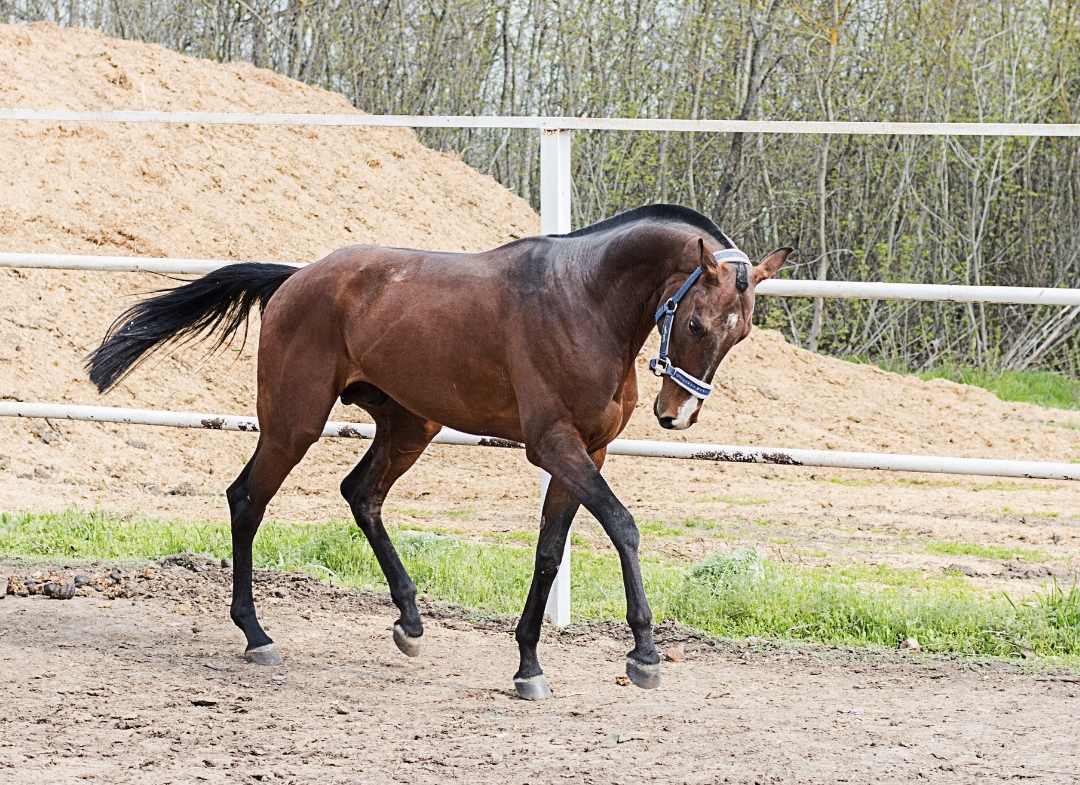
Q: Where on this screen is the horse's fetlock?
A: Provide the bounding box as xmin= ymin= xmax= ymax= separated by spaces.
xmin=515 ymin=625 xmax=540 ymax=648
xmin=391 ymin=582 xmax=418 ymax=613
xmin=626 ymin=608 xmax=653 ymax=630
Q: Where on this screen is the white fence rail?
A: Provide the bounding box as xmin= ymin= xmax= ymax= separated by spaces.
xmin=5 ymin=109 xmax=1080 ymax=626
xmin=4 ymin=109 xmax=1080 ymax=137
xmin=4 ymin=252 xmax=1080 ymax=306
xmin=5 ymin=403 xmax=1078 ymax=481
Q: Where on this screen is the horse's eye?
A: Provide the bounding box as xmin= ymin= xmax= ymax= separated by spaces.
xmin=688 ymin=317 xmax=704 ymax=337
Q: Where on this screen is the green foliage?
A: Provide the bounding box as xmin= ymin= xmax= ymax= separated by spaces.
xmin=7 ymin=509 xmax=1080 ymax=658
xmin=1035 ymin=579 xmax=1080 ymax=634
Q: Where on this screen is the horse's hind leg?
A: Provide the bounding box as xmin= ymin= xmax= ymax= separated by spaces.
xmin=340 ymin=401 xmax=440 ymax=657
xmin=228 ymin=404 xmax=332 ymax=665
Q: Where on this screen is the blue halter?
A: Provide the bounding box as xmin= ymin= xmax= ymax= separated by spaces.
xmin=648 ymin=248 xmax=752 ymax=399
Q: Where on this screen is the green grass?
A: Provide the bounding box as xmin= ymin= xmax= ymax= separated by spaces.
xmin=679 ymin=518 xmax=727 ymax=530
xmin=924 ymin=541 xmax=1048 ymax=563
xmin=5 ymin=509 xmax=1080 ymax=658
xmin=637 ymin=520 xmax=686 ymax=537
xmin=918 ymin=365 xmax=1080 ymax=411
xmin=843 ymin=358 xmax=1080 ymax=411
xmin=390 ymin=508 xmax=476 ymax=519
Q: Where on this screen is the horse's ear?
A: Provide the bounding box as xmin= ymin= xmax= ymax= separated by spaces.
xmin=698 ymin=238 xmax=720 ymax=281
xmin=752 ymin=247 xmax=793 ymax=285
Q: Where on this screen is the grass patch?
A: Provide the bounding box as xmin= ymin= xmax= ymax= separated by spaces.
xmin=844 ymin=357 xmax=1080 ymax=411
xmin=5 ymin=509 xmax=1080 ymax=658
xmin=390 ymin=508 xmax=476 ymax=519
xmin=925 ymin=541 xmax=1048 ymax=563
xmin=680 ymin=518 xmax=726 ymax=530
xmin=486 ymin=530 xmax=538 ymax=546
xmin=638 ymin=520 xmax=685 ymax=537
xmin=918 ymin=366 xmax=1080 ymax=411
xmin=898 ymin=478 xmax=957 ymax=488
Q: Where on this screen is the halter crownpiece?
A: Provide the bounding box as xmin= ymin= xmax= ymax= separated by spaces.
xmin=648 ymin=246 xmax=752 ymax=399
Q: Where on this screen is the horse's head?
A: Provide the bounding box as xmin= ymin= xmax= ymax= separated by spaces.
xmin=652 ymin=239 xmax=791 ymax=430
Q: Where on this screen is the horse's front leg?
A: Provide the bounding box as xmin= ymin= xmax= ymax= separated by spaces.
xmin=514 ymin=472 xmax=584 ymax=699
xmin=532 ymin=433 xmax=660 ymax=689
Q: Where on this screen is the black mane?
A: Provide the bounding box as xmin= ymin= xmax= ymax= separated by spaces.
xmin=559 ymin=204 xmax=735 ymax=249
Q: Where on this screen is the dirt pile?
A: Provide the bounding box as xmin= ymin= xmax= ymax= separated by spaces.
xmin=628 ymin=328 xmax=1080 ymax=460
xmin=0 ymin=22 xmax=537 ymax=258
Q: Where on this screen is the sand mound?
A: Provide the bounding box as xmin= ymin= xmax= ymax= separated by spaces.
xmin=0 ymin=23 xmax=1077 ymax=527
xmin=0 ymin=23 xmax=536 ymax=258
xmin=630 ymin=330 xmax=1080 ymax=458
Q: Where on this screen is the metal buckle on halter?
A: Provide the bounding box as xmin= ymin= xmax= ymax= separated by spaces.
xmin=649 ymin=357 xmax=668 ymax=377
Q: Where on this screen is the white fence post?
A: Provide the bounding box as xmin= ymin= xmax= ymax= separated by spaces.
xmin=540 ymin=128 xmax=573 ymax=627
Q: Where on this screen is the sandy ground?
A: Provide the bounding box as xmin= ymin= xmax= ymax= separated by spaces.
xmin=2 ymin=557 xmax=1080 ymax=785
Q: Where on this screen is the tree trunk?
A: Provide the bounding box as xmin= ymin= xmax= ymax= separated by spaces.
xmin=714 ymin=0 xmax=780 ymax=219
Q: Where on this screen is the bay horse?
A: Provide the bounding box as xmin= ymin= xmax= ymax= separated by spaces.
xmin=87 ymin=204 xmax=789 ymax=699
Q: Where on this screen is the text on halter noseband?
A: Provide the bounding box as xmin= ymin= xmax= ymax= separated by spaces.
xmin=648 ymin=248 xmax=751 ymax=399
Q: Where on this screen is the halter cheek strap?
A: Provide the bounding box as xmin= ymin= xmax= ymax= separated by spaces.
xmin=648 ymin=248 xmax=751 ymax=399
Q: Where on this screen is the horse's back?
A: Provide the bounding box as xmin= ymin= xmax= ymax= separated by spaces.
xmin=256 ymin=241 xmax=547 ymax=438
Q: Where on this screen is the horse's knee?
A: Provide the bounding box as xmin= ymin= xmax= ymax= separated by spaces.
xmin=604 ymin=508 xmax=639 ymax=553
xmin=341 ymin=485 xmax=379 ymax=529
xmin=226 ymin=476 xmax=249 ymax=512
xmin=339 ymin=474 xmax=358 ymax=504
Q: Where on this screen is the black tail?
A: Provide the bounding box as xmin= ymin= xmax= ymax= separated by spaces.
xmin=86 ymin=262 xmax=298 ymax=393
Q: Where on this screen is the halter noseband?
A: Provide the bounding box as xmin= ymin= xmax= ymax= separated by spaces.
xmin=648 ymin=248 xmax=751 ymax=399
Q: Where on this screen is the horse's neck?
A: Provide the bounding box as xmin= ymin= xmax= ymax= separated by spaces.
xmin=576 ymin=225 xmax=690 ymax=366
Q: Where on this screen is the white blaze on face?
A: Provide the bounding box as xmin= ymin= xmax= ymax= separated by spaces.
xmin=671 ymin=394 xmax=699 ymax=430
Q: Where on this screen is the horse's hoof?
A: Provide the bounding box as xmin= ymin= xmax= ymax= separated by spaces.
xmin=244 ymin=643 xmax=282 ymax=666
xmin=393 ymin=623 xmax=421 ymax=658
xmin=626 ymin=657 xmax=661 ymax=689
xmin=514 ymin=674 xmax=552 ymax=701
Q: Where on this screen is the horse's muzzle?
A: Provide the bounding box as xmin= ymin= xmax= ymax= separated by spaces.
xmin=653 ymin=392 xmax=700 ymax=431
